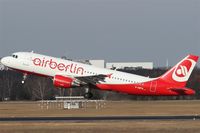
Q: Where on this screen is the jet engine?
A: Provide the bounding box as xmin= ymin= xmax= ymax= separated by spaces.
xmin=53 ymin=75 xmax=79 ymax=88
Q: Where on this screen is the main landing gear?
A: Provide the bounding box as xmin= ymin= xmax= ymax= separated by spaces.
xmin=84 ymin=92 xmax=93 ymax=99
xmin=84 ymin=87 xmax=93 ymax=99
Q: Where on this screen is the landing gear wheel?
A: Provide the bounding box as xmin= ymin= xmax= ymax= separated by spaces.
xmin=84 ymin=92 xmax=93 ymax=99
xmin=22 ymin=73 xmax=28 ymax=84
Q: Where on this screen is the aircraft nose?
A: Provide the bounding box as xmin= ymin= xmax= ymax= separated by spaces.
xmin=1 ymin=57 xmax=10 ymax=66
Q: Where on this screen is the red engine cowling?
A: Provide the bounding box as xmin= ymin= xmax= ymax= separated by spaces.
xmin=53 ymin=75 xmax=78 ymax=88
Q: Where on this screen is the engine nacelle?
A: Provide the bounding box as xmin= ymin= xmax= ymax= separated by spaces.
xmin=53 ymin=75 xmax=79 ymax=88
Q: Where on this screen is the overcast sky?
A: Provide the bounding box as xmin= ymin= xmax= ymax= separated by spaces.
xmin=0 ymin=0 xmax=199 ymax=67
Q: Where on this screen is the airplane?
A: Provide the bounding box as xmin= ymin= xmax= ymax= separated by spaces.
xmin=0 ymin=52 xmax=199 ymax=98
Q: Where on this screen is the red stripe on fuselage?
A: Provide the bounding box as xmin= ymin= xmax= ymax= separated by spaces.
xmin=96 ymin=79 xmax=195 ymax=96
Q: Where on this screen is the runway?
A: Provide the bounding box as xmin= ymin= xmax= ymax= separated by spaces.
xmin=0 ymin=115 xmax=199 ymax=122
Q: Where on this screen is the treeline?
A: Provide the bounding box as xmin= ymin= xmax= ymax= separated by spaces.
xmin=0 ymin=68 xmax=200 ymax=101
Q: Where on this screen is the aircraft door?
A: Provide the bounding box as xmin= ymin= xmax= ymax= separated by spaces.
xmin=22 ymin=56 xmax=33 ymax=67
xmin=150 ymin=80 xmax=157 ymax=92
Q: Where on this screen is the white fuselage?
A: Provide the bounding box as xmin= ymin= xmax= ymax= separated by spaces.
xmin=1 ymin=52 xmax=153 ymax=84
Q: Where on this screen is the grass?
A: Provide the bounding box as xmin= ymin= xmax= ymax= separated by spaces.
xmin=0 ymin=100 xmax=200 ymax=117
xmin=1 ymin=100 xmax=200 ymax=133
xmin=1 ymin=121 xmax=200 ymax=133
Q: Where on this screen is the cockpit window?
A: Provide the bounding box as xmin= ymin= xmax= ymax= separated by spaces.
xmin=12 ymin=54 xmax=18 ymax=58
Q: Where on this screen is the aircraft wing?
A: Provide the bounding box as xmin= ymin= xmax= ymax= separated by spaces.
xmin=75 ymin=74 xmax=108 ymax=85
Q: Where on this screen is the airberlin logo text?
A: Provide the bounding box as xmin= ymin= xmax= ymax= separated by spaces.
xmin=32 ymin=58 xmax=84 ymax=75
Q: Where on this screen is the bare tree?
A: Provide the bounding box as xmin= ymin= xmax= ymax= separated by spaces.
xmin=0 ymin=71 xmax=19 ymax=100
xmin=24 ymin=76 xmax=53 ymax=100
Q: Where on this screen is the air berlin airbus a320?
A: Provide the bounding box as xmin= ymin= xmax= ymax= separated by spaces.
xmin=1 ymin=52 xmax=199 ymax=98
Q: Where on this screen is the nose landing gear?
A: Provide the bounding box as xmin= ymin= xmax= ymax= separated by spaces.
xmin=22 ymin=73 xmax=28 ymax=84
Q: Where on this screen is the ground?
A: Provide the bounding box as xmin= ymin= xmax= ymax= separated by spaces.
xmin=0 ymin=100 xmax=200 ymax=133
xmin=1 ymin=121 xmax=200 ymax=133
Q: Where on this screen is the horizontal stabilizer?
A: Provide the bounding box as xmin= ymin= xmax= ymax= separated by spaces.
xmin=168 ymin=88 xmax=195 ymax=95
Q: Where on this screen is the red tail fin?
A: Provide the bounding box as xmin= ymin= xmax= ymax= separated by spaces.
xmin=160 ymin=54 xmax=199 ymax=87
